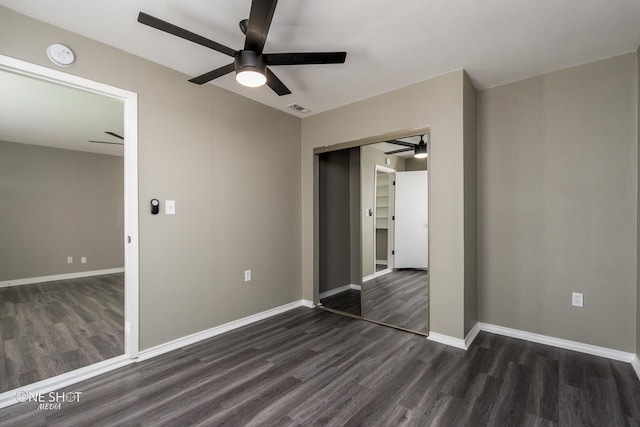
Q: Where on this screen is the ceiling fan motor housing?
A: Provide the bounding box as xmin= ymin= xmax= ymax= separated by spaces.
xmin=235 ymin=50 xmax=266 ymax=75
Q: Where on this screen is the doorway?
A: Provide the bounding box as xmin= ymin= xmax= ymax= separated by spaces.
xmin=0 ymin=54 xmax=139 ymax=408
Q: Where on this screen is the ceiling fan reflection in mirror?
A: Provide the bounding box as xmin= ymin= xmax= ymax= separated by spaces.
xmin=89 ymin=131 xmax=124 ymax=145
xmin=384 ymin=134 xmax=429 ymax=159
xmin=137 ymin=0 xmax=347 ymax=96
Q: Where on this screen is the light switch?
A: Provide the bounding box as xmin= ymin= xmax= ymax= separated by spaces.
xmin=165 ymin=200 xmax=176 ymax=215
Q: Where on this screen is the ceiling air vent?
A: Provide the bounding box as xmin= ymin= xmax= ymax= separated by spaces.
xmin=287 ymin=103 xmax=311 ymax=114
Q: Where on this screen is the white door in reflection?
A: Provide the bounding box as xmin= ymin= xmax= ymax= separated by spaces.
xmin=394 ymin=171 xmax=428 ymax=269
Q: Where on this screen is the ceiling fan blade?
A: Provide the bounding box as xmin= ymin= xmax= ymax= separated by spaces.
xmin=385 ymin=148 xmax=413 ymax=155
xmin=89 ymin=140 xmax=124 ymax=145
xmin=264 ymin=52 xmax=347 ymax=66
xmin=265 ymin=68 xmax=291 ymax=96
xmin=386 ymin=139 xmax=415 ymax=148
xmin=189 ymin=63 xmax=236 ymax=85
xmin=105 ymin=131 xmax=124 ymax=140
xmin=138 ymin=12 xmax=236 ymax=57
xmin=244 ymin=0 xmax=278 ymax=54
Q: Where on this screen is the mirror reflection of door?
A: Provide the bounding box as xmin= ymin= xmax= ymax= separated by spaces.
xmin=361 ymin=140 xmax=429 ymax=334
xmin=0 ymin=70 xmax=125 ymax=392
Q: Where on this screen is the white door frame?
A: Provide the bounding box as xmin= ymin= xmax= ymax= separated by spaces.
xmin=0 ymin=54 xmax=139 ymax=409
xmin=372 ymin=164 xmax=395 ymax=279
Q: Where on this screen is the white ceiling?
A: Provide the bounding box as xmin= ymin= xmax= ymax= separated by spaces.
xmin=0 ymin=70 xmax=124 ymax=155
xmin=0 ymin=0 xmax=639 ymax=118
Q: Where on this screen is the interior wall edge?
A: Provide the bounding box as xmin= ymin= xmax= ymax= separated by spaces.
xmin=636 ymin=45 xmax=640 ymax=359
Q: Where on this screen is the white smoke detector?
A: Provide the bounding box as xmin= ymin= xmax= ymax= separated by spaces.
xmin=46 ymin=44 xmax=75 ymax=67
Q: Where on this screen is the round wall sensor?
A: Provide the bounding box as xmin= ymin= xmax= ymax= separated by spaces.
xmin=385 ymin=158 xmax=391 ymax=165
xmin=46 ymin=44 xmax=75 ymax=67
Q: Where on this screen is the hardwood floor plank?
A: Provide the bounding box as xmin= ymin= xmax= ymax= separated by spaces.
xmin=558 ymin=383 xmax=591 ymax=426
xmin=526 ymin=356 xmax=559 ymax=423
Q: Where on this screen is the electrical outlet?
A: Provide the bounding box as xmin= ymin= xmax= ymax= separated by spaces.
xmin=67 ymin=256 xmax=73 ymax=264
xmin=572 ymin=292 xmax=584 ymax=307
xmin=244 ymin=270 xmax=252 ymax=282
xmin=81 ymin=257 xmax=87 ymax=264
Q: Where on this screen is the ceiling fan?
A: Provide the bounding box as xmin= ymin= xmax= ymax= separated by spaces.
xmin=137 ymin=0 xmax=347 ymax=96
xmin=384 ymin=135 xmax=428 ymax=159
xmin=89 ymin=131 xmax=124 ymax=145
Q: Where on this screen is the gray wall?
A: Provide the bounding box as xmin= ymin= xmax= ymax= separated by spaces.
xmin=0 ymin=141 xmax=123 ymax=281
xmin=318 ymin=148 xmax=360 ymax=292
xmin=303 ymin=70 xmax=477 ymax=340
xmin=478 ymin=52 xmax=638 ymax=352
xmin=405 ymin=157 xmax=428 ymax=171
xmin=0 ymin=7 xmax=302 ymax=350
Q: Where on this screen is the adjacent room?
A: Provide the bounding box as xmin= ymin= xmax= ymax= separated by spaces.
xmin=0 ymin=71 xmax=126 ymax=392
xmin=0 ymin=0 xmax=639 ymax=425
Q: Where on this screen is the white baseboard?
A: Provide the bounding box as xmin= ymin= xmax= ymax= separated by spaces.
xmin=465 ymin=323 xmax=481 ymax=349
xmin=0 ymin=268 xmax=125 ymax=288
xmin=375 ymin=260 xmax=388 ymax=266
xmin=319 ymin=284 xmax=360 ymax=299
xmin=478 ymin=322 xmax=635 ymax=363
xmin=363 ymin=269 xmax=392 ymax=283
xmin=427 ymin=323 xmax=480 ymax=351
xmin=137 ymin=300 xmax=309 ymax=362
xmin=427 ymin=332 xmax=467 ymax=350
xmin=0 ymin=354 xmax=132 ymax=410
xmin=301 ymin=299 xmax=315 ymax=308
xmin=631 ymin=355 xmax=640 ymax=382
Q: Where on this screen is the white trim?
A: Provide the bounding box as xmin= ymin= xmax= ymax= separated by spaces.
xmin=0 ymin=268 xmax=125 ymax=288
xmin=363 ymin=273 xmax=376 ymax=282
xmin=427 ymin=332 xmax=467 ymax=350
xmin=478 ymin=323 xmax=635 ymax=363
xmin=427 ymin=324 xmax=480 ymax=351
xmin=137 ymin=300 xmax=309 ymax=362
xmin=122 ymin=79 xmax=139 ymax=360
xmin=363 ymin=268 xmax=393 ymax=283
xmin=301 ymin=299 xmax=315 ymax=308
xmin=465 ymin=322 xmax=481 ymax=349
xmin=632 ymin=355 xmax=640 ymax=382
xmin=375 ymin=260 xmax=388 ymax=266
xmin=376 ymin=164 xmax=397 ymax=174
xmin=0 ymin=355 xmax=132 ymax=409
xmin=319 ymin=284 xmax=360 ymax=299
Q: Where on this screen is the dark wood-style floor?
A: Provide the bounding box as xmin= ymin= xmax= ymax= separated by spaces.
xmin=1 ymin=307 xmax=639 ymax=426
xmin=320 ymin=289 xmax=361 ymax=316
xmin=363 ymin=269 xmax=428 ymax=333
xmin=0 ymin=273 xmax=124 ymax=392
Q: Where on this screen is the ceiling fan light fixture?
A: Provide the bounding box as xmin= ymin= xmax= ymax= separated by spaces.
xmin=414 ymin=135 xmax=428 ymax=159
xmin=236 ymin=69 xmax=266 ymax=87
xmin=235 ymin=50 xmax=267 ymax=88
